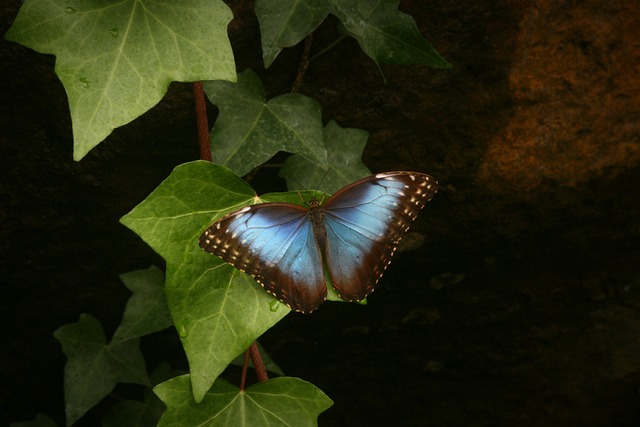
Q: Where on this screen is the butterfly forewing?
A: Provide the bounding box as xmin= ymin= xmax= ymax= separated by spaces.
xmin=321 ymin=172 xmax=438 ymax=301
xmin=199 ymin=203 xmax=327 ymax=313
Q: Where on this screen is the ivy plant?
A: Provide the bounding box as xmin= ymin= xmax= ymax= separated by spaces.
xmin=6 ymin=0 xmax=449 ymax=425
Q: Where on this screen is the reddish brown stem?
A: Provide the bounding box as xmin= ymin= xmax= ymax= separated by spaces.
xmin=192 ymin=83 xmax=268 ymax=388
xmin=239 ymin=342 xmax=269 ymax=390
xmin=240 ymin=348 xmax=251 ymax=391
xmin=192 ymin=81 xmax=212 ymax=161
xmin=249 ymin=341 xmax=269 ymax=382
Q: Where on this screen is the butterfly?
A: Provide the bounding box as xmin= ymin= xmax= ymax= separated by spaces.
xmin=199 ymin=171 xmax=438 ymax=314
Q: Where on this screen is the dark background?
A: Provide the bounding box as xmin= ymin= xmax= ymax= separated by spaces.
xmin=2 ymin=1 xmax=640 ymax=425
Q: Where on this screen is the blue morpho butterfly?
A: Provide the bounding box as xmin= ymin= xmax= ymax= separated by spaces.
xmin=199 ymin=171 xmax=438 ymax=314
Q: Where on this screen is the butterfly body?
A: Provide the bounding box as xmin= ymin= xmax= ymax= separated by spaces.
xmin=200 ymin=172 xmax=438 ymax=313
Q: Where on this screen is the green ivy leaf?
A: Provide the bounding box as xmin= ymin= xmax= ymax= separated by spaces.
xmin=121 ymin=162 xmax=255 ymax=263
xmin=280 ymin=120 xmax=371 ymax=193
xmin=167 ymin=258 xmax=290 ymax=402
xmin=112 ymin=265 xmax=173 ymax=343
xmin=155 ymin=375 xmax=333 ymax=426
xmin=120 ymin=161 xmax=291 ymax=402
xmin=331 ymin=0 xmax=451 ymax=67
xmin=254 ymin=0 xmax=449 ymax=69
xmin=256 ymin=0 xmax=329 ymax=68
xmin=54 ymin=314 xmax=150 ymax=426
xmin=204 ymin=69 xmax=327 ymax=176
xmin=5 ymin=0 xmax=235 ymax=160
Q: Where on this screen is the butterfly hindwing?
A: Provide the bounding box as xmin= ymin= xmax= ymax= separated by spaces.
xmin=199 ymin=203 xmax=327 ymax=313
xmin=321 ymin=172 xmax=438 ymax=301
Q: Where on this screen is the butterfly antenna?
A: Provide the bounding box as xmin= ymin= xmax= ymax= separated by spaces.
xmin=287 ymin=176 xmax=309 ymax=206
xmin=288 ymin=169 xmax=331 ymax=205
xmin=316 ymin=169 xmax=333 ymax=203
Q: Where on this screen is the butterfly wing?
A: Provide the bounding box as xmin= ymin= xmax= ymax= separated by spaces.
xmin=199 ymin=203 xmax=327 ymax=313
xmin=321 ymin=172 xmax=438 ymax=301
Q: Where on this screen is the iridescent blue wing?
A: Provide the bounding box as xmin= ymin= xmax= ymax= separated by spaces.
xmin=199 ymin=203 xmax=326 ymax=313
xmin=321 ymin=172 xmax=438 ymax=302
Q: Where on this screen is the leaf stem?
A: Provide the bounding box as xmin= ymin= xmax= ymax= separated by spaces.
xmin=291 ymin=34 xmax=314 ymax=94
xmin=239 ymin=341 xmax=268 ymax=390
xmin=192 ymin=81 xmax=212 ymax=161
xmin=249 ymin=341 xmax=269 ymax=382
xmin=310 ymin=35 xmax=347 ymax=63
xmin=240 ymin=349 xmax=250 ymax=391
xmin=192 ymin=81 xmax=268 ymax=389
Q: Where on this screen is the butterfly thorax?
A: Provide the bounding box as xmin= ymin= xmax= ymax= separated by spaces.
xmin=307 ymin=199 xmax=328 ymax=257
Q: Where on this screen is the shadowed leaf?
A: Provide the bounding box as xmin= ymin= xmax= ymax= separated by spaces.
xmin=204 ymin=69 xmax=327 ymax=176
